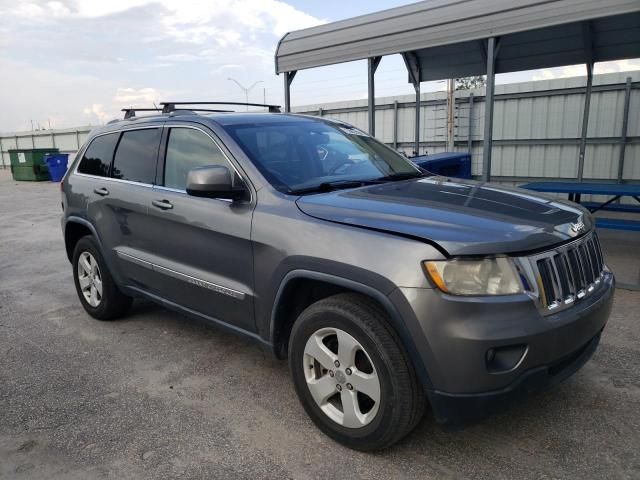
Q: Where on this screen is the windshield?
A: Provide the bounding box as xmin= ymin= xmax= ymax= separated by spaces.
xmin=222 ymin=119 xmax=421 ymax=193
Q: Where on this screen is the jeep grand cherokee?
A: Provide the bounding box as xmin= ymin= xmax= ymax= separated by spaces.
xmin=61 ymin=107 xmax=614 ymax=450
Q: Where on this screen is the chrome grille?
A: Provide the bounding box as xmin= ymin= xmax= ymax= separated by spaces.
xmin=528 ymin=233 xmax=605 ymax=312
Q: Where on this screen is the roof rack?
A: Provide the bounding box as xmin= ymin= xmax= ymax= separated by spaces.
xmin=175 ymin=108 xmax=234 ymax=113
xmin=121 ymin=108 xmax=162 ymax=119
xmin=161 ymin=101 xmax=281 ymax=114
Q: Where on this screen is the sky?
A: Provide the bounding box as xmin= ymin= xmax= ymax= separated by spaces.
xmin=0 ymin=0 xmax=638 ymax=132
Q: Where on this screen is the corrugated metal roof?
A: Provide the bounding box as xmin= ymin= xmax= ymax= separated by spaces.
xmin=275 ymin=0 xmax=640 ymax=76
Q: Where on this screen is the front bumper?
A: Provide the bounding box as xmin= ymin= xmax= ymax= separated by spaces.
xmin=390 ymin=270 xmax=614 ymax=426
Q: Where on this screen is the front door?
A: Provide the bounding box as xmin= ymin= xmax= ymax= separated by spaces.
xmin=146 ymin=125 xmax=256 ymax=333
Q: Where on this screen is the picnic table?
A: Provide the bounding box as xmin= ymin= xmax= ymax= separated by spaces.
xmin=520 ymin=181 xmax=640 ymax=231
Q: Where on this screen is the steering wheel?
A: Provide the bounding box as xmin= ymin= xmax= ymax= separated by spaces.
xmin=328 ymin=159 xmax=355 ymax=175
xmin=266 ymin=166 xmax=300 ymax=185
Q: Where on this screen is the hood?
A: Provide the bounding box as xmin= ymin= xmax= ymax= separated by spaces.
xmin=295 ymin=177 xmax=592 ymax=256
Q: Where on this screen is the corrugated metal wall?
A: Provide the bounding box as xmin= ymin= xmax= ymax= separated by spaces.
xmin=1 ymin=72 xmax=638 ymax=196
xmin=0 ymin=127 xmax=92 ymax=168
xmin=294 ymin=71 xmax=640 ymax=183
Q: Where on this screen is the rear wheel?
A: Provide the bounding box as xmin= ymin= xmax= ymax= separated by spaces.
xmin=289 ymin=293 xmax=425 ymax=450
xmin=72 ymin=236 xmax=132 ymax=320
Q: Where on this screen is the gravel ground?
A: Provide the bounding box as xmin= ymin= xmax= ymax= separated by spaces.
xmin=1 ymin=170 xmax=639 ymax=479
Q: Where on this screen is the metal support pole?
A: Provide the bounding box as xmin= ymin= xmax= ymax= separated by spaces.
xmin=468 ymin=94 xmax=474 ymax=154
xmin=0 ymin=137 xmax=4 ymax=168
xmin=51 ymin=131 xmax=56 ymax=149
xmin=31 ymin=134 xmax=35 ymax=149
xmin=318 ymin=107 xmax=323 ymax=117
xmin=482 ymin=37 xmax=497 ymax=182
xmin=414 ymin=84 xmax=421 ymax=156
xmin=577 ymin=62 xmax=593 ymax=181
xmin=368 ymin=57 xmax=382 ymax=135
xmin=393 ymin=100 xmax=399 ymax=150
xmin=446 ymin=78 xmax=455 ymax=150
xmin=617 ymin=76 xmax=632 ymax=183
xmin=402 ymin=52 xmax=422 ymax=157
xmin=283 ymin=70 xmax=297 ymax=113
xmin=75 ymin=130 xmax=80 ymax=149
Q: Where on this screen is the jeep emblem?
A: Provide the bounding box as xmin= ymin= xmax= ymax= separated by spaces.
xmin=570 ymin=221 xmax=585 ymax=234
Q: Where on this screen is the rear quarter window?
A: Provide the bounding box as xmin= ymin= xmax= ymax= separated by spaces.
xmin=112 ymin=128 xmax=162 ymax=184
xmin=77 ymin=133 xmax=119 ymax=177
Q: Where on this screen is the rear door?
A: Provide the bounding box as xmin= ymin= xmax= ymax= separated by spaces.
xmin=84 ymin=127 xmax=163 ymax=290
xmin=146 ymin=124 xmax=256 ymax=332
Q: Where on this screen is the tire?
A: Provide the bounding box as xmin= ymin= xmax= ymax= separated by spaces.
xmin=72 ymin=235 xmax=132 ymax=320
xmin=289 ymin=293 xmax=425 ymax=451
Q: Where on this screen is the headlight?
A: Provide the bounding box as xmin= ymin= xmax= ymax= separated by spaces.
xmin=424 ymin=257 xmax=523 ymax=296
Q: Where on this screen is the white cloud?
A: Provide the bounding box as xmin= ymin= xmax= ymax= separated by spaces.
xmin=82 ymin=103 xmax=110 ymax=124
xmin=112 ymin=87 xmax=162 ymax=105
xmin=533 ymin=59 xmax=640 ymax=81
xmin=0 ymin=0 xmax=325 ymax=131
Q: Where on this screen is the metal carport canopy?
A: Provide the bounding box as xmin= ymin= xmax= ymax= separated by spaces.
xmin=274 ymin=0 xmax=640 ymax=75
xmin=275 ymin=0 xmax=640 ymax=181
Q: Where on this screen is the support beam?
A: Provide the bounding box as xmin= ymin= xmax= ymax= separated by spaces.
xmin=578 ymin=22 xmax=594 ymax=182
xmin=414 ymin=83 xmax=421 ymax=156
xmin=367 ymin=56 xmax=382 ymax=135
xmin=402 ymin=52 xmax=422 ymax=156
xmin=482 ymin=37 xmax=497 ymax=182
xmin=576 ymin=65 xmax=593 ymax=181
xmin=446 ymin=78 xmax=455 ymax=150
xmin=393 ymin=100 xmax=399 ymax=149
xmin=468 ymin=93 xmax=474 ymax=154
xmin=283 ymin=70 xmax=297 ymax=113
xmin=617 ymin=76 xmax=632 ymax=183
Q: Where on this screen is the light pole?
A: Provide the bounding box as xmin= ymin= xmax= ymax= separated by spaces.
xmin=227 ymin=78 xmax=264 ymax=110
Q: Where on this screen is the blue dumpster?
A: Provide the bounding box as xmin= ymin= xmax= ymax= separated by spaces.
xmin=44 ymin=154 xmax=69 ymax=182
xmin=412 ymin=152 xmax=472 ymax=179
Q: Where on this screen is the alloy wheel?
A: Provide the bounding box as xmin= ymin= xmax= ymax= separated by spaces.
xmin=77 ymin=251 xmax=103 ymax=307
xmin=303 ymin=327 xmax=381 ymax=428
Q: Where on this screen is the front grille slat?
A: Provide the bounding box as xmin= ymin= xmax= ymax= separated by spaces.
xmin=530 ymin=232 xmax=605 ymax=313
xmin=554 ymin=254 xmax=571 ymax=297
xmin=586 ymin=239 xmax=600 ymax=283
xmin=579 ymin=244 xmax=595 ymax=285
xmin=567 ymin=249 xmax=586 ymax=292
xmin=537 ymin=258 xmax=556 ymax=307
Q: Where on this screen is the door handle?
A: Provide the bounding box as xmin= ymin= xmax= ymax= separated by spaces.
xmin=94 ymin=187 xmax=109 ymax=196
xmin=152 ymin=199 xmax=173 ymax=210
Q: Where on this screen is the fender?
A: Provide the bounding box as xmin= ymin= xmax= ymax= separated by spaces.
xmin=63 ymin=216 xmax=125 ymax=286
xmin=64 ymin=216 xmax=105 ymax=254
xmin=269 ymin=269 xmax=433 ymax=388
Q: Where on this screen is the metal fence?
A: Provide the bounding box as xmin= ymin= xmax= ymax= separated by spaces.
xmin=0 ymin=127 xmax=92 ymax=168
xmin=1 ymin=72 xmax=638 ymax=187
xmin=293 ymin=71 xmax=640 ymax=184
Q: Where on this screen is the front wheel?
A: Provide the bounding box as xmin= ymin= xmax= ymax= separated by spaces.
xmin=289 ymin=293 xmax=425 ymax=450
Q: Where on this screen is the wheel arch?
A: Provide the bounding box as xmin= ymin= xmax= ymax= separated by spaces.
xmin=64 ymin=217 xmax=103 ymax=261
xmin=269 ymin=270 xmax=432 ymax=388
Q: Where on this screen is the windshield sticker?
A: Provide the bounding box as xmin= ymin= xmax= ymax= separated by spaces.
xmin=339 ymin=126 xmax=369 ymax=137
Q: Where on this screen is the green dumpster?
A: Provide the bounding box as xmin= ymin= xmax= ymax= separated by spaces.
xmin=9 ymin=148 xmax=59 ymax=181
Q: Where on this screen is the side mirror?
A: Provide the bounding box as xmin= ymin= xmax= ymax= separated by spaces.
xmin=186 ymin=165 xmax=245 ymax=201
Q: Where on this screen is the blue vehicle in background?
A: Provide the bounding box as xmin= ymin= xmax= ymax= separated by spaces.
xmin=412 ymin=152 xmax=472 ymax=179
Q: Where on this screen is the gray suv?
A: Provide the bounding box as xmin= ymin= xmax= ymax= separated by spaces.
xmin=61 ymin=105 xmax=614 ymax=450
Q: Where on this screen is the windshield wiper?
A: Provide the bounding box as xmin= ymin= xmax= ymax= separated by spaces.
xmin=289 ymin=179 xmax=380 ymax=195
xmin=376 ymin=171 xmax=426 ymax=182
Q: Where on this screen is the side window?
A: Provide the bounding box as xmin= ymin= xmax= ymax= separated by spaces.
xmin=163 ymin=128 xmax=231 ymax=190
xmin=112 ymin=128 xmax=161 ymax=184
xmin=77 ymin=133 xmax=119 ymax=177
